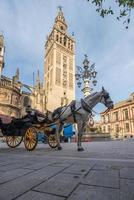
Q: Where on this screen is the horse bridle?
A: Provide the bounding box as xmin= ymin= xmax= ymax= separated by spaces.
xmin=99 ymin=92 xmax=110 ymax=104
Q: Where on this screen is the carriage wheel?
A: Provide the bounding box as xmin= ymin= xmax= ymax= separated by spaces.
xmin=48 ymin=134 xmax=58 ymax=148
xmin=6 ymin=136 xmax=23 ymax=148
xmin=24 ymin=127 xmax=38 ymax=151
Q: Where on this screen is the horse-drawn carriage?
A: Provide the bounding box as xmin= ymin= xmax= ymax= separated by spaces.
xmin=0 ymin=109 xmax=58 ymax=151
xmin=0 ymin=87 xmax=114 ymax=152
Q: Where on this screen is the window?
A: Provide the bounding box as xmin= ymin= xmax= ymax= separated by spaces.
xmin=125 ymin=123 xmax=129 ymax=132
xmin=50 ymin=52 xmax=53 ymax=66
xmin=23 ymin=96 xmax=30 ymax=107
xmin=60 ymin=37 xmax=62 ymax=44
xmin=56 ymin=35 xmax=59 ymax=42
xmin=69 ymin=73 xmax=73 ymax=89
xmin=50 ymin=69 xmax=53 ymax=86
xmin=103 ymin=126 xmax=106 ymax=133
xmin=102 ymin=116 xmax=105 ymax=123
xmin=68 ymin=42 xmax=70 ymax=49
xmin=60 ymin=26 xmax=64 ymax=30
xmin=108 ymin=125 xmax=111 ymax=133
xmin=56 ymin=52 xmax=61 ymax=64
xmin=107 ymin=114 xmax=110 ymax=122
xmin=71 ymin=44 xmax=73 ymax=51
xmin=115 ymin=124 xmax=119 ymax=133
xmin=69 ymin=58 xmax=73 ymax=70
xmin=64 ymin=36 xmax=67 ymax=46
xmin=47 ymin=81 xmax=49 ymax=91
xmin=114 ymin=112 xmax=118 ymax=121
xmin=124 ymin=109 xmax=129 ymax=120
xmin=63 ymin=55 xmax=67 ymax=64
xmin=56 ymin=68 xmax=61 ymax=85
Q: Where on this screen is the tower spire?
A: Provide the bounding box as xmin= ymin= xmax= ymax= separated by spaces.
xmin=35 ymin=69 xmax=40 ymax=88
xmin=15 ymin=67 xmax=19 ymax=80
xmin=58 ymin=5 xmax=62 ymax=11
xmin=0 ymin=34 xmax=5 ymax=78
xmin=54 ymin=6 xmax=67 ymax=30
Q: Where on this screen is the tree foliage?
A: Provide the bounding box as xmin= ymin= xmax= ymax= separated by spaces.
xmin=87 ymin=0 xmax=134 ymax=28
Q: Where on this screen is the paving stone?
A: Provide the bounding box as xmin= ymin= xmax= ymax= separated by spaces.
xmin=68 ymin=184 xmax=119 ymax=200
xmin=81 ymin=169 xmax=119 ymax=188
xmin=22 ymin=158 xmax=67 ymax=168
xmin=0 ymin=163 xmax=30 ymax=172
xmin=22 ymin=162 xmax=51 ymax=170
xmin=120 ymin=179 xmax=134 ymax=200
xmin=0 ymin=166 xmax=64 ymax=200
xmin=16 ymin=190 xmax=65 ymax=200
xmin=93 ymin=163 xmax=123 ymax=171
xmin=96 ymin=160 xmax=134 ymax=169
xmin=0 ymin=168 xmax=33 ymax=184
xmin=120 ymin=167 xmax=134 ymax=179
xmin=35 ymin=173 xmax=82 ymax=197
xmin=50 ymin=163 xmax=72 ymax=168
xmin=73 ymin=160 xmax=96 ymax=165
xmin=62 ymin=163 xmax=93 ymax=175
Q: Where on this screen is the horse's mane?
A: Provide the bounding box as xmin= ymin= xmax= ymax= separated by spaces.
xmin=84 ymin=92 xmax=98 ymax=100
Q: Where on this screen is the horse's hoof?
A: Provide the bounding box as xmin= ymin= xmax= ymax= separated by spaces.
xmin=58 ymin=146 xmax=62 ymax=150
xmin=77 ymin=147 xmax=84 ymax=151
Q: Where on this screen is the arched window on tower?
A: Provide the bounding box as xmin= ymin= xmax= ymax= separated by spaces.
xmin=71 ymin=44 xmax=73 ymax=51
xmin=64 ymin=36 xmax=67 ymax=46
xmin=68 ymin=41 xmax=70 ymax=49
xmin=56 ymin=34 xmax=59 ymax=42
xmin=60 ymin=37 xmax=62 ymax=44
xmin=60 ymin=26 xmax=64 ymax=31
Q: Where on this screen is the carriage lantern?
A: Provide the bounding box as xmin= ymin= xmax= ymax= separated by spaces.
xmin=75 ymin=55 xmax=97 ymax=96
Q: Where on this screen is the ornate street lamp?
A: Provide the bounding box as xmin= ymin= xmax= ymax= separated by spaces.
xmin=75 ymin=55 xmax=97 ymax=96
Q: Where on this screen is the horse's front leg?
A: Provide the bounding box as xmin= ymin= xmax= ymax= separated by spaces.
xmin=77 ymin=122 xmax=85 ymax=151
xmin=56 ymin=123 xmax=63 ymax=150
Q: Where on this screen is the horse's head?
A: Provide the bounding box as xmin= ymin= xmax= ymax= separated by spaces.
xmin=100 ymin=87 xmax=114 ymax=109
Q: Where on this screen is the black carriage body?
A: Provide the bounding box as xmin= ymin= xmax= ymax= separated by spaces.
xmin=1 ymin=119 xmax=32 ymax=137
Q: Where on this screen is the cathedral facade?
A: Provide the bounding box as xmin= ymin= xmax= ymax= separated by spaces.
xmin=0 ymin=8 xmax=75 ymax=117
xmin=0 ymin=35 xmax=45 ymax=117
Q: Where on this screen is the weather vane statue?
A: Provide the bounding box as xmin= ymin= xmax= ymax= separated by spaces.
xmin=58 ymin=5 xmax=62 ymax=11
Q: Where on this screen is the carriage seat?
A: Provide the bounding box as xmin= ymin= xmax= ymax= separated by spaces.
xmin=12 ymin=117 xmax=30 ymax=123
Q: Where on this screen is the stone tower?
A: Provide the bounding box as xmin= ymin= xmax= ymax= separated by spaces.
xmin=44 ymin=7 xmax=75 ymax=111
xmin=0 ymin=34 xmax=5 ymax=78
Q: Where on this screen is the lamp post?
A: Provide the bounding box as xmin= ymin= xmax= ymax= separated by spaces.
xmin=75 ymin=55 xmax=97 ymax=96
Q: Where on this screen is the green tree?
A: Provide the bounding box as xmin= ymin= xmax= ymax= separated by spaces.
xmin=87 ymin=0 xmax=134 ymax=28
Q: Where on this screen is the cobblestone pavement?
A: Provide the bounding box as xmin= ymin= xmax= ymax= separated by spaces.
xmin=0 ymin=139 xmax=134 ymax=200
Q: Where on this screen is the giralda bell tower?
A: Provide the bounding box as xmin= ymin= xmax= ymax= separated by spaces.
xmin=44 ymin=7 xmax=75 ymax=111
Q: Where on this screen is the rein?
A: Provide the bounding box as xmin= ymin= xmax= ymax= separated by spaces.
xmin=53 ymin=102 xmax=72 ymax=121
xmin=81 ymin=98 xmax=98 ymax=116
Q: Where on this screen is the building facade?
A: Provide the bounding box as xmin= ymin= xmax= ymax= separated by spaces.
xmin=44 ymin=8 xmax=75 ymax=111
xmin=0 ymin=34 xmax=45 ymax=117
xmin=101 ymin=93 xmax=134 ymax=139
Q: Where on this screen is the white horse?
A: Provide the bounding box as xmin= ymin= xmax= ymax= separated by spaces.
xmin=48 ymin=87 xmax=114 ymax=151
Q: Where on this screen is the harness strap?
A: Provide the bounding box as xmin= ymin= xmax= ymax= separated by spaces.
xmin=81 ymin=99 xmax=92 ymax=113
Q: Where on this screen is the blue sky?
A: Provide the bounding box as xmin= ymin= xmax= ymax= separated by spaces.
xmin=0 ymin=0 xmax=134 ymax=114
